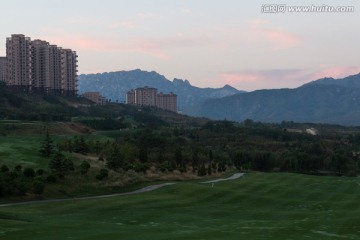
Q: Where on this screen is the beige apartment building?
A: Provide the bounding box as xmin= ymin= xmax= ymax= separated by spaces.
xmin=60 ymin=49 xmax=78 ymax=96
xmin=83 ymin=92 xmax=106 ymax=105
xmin=5 ymin=34 xmax=32 ymax=91
xmin=3 ymin=34 xmax=78 ymax=95
xmin=126 ymin=89 xmax=136 ymax=104
xmin=156 ymin=92 xmax=177 ymax=112
xmin=126 ymin=86 xmax=177 ymax=112
xmin=0 ymin=57 xmax=5 ymax=82
xmin=135 ymin=86 xmax=157 ymax=106
xmin=31 ymin=39 xmax=50 ymax=93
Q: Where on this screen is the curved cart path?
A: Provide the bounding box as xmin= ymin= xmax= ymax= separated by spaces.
xmin=0 ymin=183 xmax=176 ymax=207
xmin=0 ymin=173 xmax=244 ymax=207
xmin=202 ymin=173 xmax=244 ymax=183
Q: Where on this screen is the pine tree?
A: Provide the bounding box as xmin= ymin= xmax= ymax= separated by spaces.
xmin=39 ymin=130 xmax=54 ymax=157
xmin=106 ymin=145 xmax=124 ymax=170
xmin=49 ymin=150 xmax=74 ymax=176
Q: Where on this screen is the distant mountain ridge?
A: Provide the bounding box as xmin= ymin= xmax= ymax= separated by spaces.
xmin=78 ymin=69 xmax=243 ymax=112
xmin=303 ymin=73 xmax=360 ymax=88
xmin=189 ymin=73 xmax=360 ymax=126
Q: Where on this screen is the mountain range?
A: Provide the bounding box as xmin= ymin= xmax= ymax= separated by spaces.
xmin=79 ymin=69 xmax=360 ymax=126
xmin=78 ymin=69 xmax=242 ymax=112
xmin=190 ymin=73 xmax=360 ymax=125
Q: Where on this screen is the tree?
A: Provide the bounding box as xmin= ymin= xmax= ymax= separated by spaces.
xmin=175 ymin=148 xmax=183 ymax=167
xmin=49 ymin=151 xmax=74 ymax=176
xmin=1 ymin=165 xmax=9 ymax=173
xmin=207 ymin=164 xmax=212 ymax=175
xmin=39 ymin=130 xmax=54 ymax=157
xmin=74 ymin=136 xmax=89 ymax=154
xmin=32 ymin=176 xmax=45 ymax=195
xmin=80 ymin=161 xmax=91 ymax=175
xmin=198 ymin=163 xmax=207 ymax=176
xmin=106 ymin=145 xmax=124 ymax=171
xmin=191 ymin=149 xmax=199 ymax=169
xmin=139 ymin=146 xmax=148 ymax=163
xmin=23 ymin=168 xmax=35 ymax=178
xmin=96 ymin=168 xmax=108 ymax=180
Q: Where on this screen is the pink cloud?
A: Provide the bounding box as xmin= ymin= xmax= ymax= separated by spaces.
xmin=137 ymin=12 xmax=156 ymax=19
xmin=217 ymin=69 xmax=308 ymax=90
xmin=41 ymin=34 xmax=169 ymax=59
xmin=108 ymin=20 xmax=136 ymax=29
xmin=180 ymin=8 xmax=192 ymax=14
xmin=260 ymin=29 xmax=301 ymax=49
xmin=310 ymin=66 xmax=360 ymax=79
xmin=212 ymin=66 xmax=360 ymax=91
xmin=246 ymin=18 xmax=301 ymax=50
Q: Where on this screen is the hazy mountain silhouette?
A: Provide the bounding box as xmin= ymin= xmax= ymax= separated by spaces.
xmin=189 ymin=73 xmax=360 ymax=125
xmin=78 ymin=69 xmax=243 ymax=112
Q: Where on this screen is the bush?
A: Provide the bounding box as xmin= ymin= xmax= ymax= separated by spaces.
xmin=134 ymin=162 xmax=150 ymax=173
xmin=32 ymin=176 xmax=45 ymax=195
xmin=46 ymin=174 xmax=57 ymax=183
xmin=96 ymin=168 xmax=108 ymax=180
xmin=80 ymin=161 xmax=91 ymax=175
xmin=36 ymin=169 xmax=45 ymax=176
xmin=23 ymin=168 xmax=35 ymax=178
xmin=14 ymin=165 xmax=22 ymax=172
xmin=1 ymin=165 xmax=9 ymax=173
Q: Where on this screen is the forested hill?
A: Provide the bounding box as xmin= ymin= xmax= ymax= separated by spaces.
xmin=78 ymin=69 xmax=243 ymax=113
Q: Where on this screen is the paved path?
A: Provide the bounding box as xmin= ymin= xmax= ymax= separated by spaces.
xmin=202 ymin=173 xmax=244 ymax=184
xmin=0 ymin=183 xmax=176 ymax=207
xmin=0 ymin=173 xmax=244 ymax=207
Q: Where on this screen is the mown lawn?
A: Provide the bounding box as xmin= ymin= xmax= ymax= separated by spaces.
xmin=0 ymin=135 xmax=49 ymax=169
xmin=1 ymin=173 xmax=360 ymax=239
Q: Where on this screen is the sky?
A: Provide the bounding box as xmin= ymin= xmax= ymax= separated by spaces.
xmin=1 ymin=0 xmax=359 ymax=91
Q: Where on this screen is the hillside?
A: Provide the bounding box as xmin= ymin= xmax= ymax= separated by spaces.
xmin=78 ymin=69 xmax=243 ymax=113
xmin=0 ymin=83 xmax=207 ymax=129
xmin=190 ymin=74 xmax=360 ymax=126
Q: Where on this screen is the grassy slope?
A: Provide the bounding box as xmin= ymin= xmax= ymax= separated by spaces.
xmin=1 ymin=173 xmax=360 ymax=240
xmin=0 ymin=121 xmax=106 ymax=169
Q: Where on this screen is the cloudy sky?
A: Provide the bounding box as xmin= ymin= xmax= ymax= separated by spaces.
xmin=1 ymin=0 xmax=359 ymax=91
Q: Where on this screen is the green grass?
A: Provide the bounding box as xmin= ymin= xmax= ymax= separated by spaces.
xmin=1 ymin=173 xmax=360 ymax=239
xmin=0 ymin=131 xmax=112 ymax=169
xmin=0 ymin=135 xmax=50 ymax=169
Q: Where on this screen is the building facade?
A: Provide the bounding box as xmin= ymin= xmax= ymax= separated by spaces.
xmin=60 ymin=49 xmax=78 ymax=96
xmin=3 ymin=34 xmax=78 ymax=95
xmin=126 ymin=89 xmax=135 ymax=104
xmin=126 ymin=86 xmax=177 ymax=112
xmin=135 ymin=86 xmax=157 ymax=106
xmin=5 ymin=34 xmax=32 ymax=92
xmin=31 ymin=39 xmax=50 ymax=93
xmin=0 ymin=57 xmax=6 ymax=82
xmin=156 ymin=92 xmax=177 ymax=112
xmin=83 ymin=92 xmax=106 ymax=105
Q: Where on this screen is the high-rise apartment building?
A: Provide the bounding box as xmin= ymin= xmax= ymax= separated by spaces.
xmin=126 ymin=86 xmax=177 ymax=112
xmin=126 ymin=89 xmax=135 ymax=104
xmin=156 ymin=92 xmax=177 ymax=112
xmin=5 ymin=34 xmax=32 ymax=92
xmin=3 ymin=34 xmax=78 ymax=95
xmin=60 ymin=49 xmax=78 ymax=96
xmin=31 ymin=39 xmax=50 ymax=93
xmin=135 ymin=86 xmax=157 ymax=106
xmin=48 ymin=45 xmax=62 ymax=94
xmin=0 ymin=57 xmax=6 ymax=82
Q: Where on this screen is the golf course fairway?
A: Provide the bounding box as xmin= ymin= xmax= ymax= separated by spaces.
xmin=1 ymin=172 xmax=360 ymax=240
